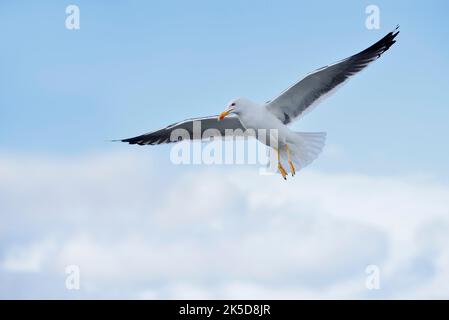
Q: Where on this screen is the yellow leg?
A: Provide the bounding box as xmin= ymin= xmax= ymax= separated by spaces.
xmin=277 ymin=148 xmax=287 ymax=180
xmin=286 ymin=144 xmax=296 ymax=176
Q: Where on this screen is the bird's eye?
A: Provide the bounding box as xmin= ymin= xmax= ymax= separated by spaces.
xmin=231 ymin=103 xmax=236 ymax=106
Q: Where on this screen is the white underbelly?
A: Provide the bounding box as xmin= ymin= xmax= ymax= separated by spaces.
xmin=238 ymin=110 xmax=291 ymax=147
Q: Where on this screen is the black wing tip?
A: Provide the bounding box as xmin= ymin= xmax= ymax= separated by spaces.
xmin=114 ymin=134 xmax=176 ymax=146
xmin=357 ymin=25 xmax=400 ymax=60
xmin=121 ymin=136 xmax=155 ymax=145
xmin=108 ymin=138 xmax=141 ymax=145
xmin=110 ymin=135 xmax=151 ymax=145
xmin=120 ymin=137 xmax=142 ymax=145
xmin=384 ymin=25 xmax=400 ymax=47
xmin=393 ymin=24 xmax=400 ymax=34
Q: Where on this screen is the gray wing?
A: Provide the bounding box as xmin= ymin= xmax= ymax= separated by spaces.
xmin=120 ymin=115 xmax=246 ymax=145
xmin=266 ymin=26 xmax=400 ymax=124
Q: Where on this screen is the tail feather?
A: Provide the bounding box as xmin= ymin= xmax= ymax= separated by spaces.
xmin=279 ymin=132 xmax=326 ymax=172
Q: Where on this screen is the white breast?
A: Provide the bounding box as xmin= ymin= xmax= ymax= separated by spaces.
xmin=237 ymin=104 xmax=291 ymax=146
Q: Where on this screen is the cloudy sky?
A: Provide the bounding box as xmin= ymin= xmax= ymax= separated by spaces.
xmin=1 ymin=0 xmax=449 ymax=299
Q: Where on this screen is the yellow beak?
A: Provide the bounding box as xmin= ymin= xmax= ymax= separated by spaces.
xmin=218 ymin=109 xmax=231 ymax=121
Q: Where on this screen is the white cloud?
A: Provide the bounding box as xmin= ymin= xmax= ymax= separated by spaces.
xmin=1 ymin=240 xmax=56 ymax=273
xmin=0 ymin=152 xmax=448 ymax=298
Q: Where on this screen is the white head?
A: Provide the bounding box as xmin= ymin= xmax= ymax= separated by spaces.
xmin=218 ymin=97 xmax=254 ymax=121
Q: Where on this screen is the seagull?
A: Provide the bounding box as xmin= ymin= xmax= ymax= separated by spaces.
xmin=120 ymin=27 xmax=399 ymax=179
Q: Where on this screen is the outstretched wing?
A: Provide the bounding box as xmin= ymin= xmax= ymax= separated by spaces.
xmin=119 ymin=115 xmax=246 ymax=145
xmin=266 ymin=26 xmax=400 ymax=124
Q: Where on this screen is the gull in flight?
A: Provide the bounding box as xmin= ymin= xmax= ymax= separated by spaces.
xmin=120 ymin=27 xmax=399 ymax=179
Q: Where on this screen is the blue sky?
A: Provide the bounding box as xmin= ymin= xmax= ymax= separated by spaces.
xmin=1 ymin=1 xmax=449 ymax=299
xmin=1 ymin=0 xmax=449 ymax=177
